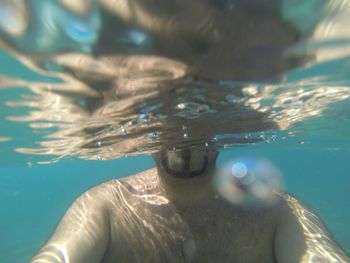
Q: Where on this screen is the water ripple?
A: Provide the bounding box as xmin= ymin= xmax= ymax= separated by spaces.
xmin=0 ymin=0 xmax=350 ymax=162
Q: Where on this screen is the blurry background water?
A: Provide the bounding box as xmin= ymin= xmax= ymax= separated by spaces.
xmin=0 ymin=0 xmax=350 ymax=262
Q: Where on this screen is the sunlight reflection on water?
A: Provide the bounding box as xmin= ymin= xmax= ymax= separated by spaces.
xmin=0 ymin=0 xmax=350 ymax=163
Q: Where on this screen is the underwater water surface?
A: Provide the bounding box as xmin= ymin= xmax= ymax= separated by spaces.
xmin=1 ymin=0 xmax=350 ymax=262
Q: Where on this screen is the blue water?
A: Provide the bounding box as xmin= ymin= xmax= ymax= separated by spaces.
xmin=1 ymin=142 xmax=349 ymax=263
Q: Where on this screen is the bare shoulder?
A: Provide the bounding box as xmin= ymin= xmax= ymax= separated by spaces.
xmin=117 ymin=167 xmax=159 ymax=189
xmin=84 ymin=167 xmax=161 ymax=204
xmin=274 ymin=192 xmax=350 ymax=262
xmin=85 ymin=167 xmax=157 ymax=190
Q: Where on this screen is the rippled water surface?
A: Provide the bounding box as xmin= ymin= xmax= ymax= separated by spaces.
xmin=1 ymin=0 xmax=350 ymax=262
xmin=0 ymin=0 xmax=350 ymax=163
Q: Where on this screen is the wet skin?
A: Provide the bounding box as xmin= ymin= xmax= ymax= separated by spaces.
xmin=30 ymin=149 xmax=349 ymax=263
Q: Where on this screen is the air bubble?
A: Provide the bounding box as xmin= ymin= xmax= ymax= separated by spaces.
xmin=120 ymin=126 xmax=127 ymax=136
xmin=215 ymin=157 xmax=283 ymax=207
xmin=138 ymin=113 xmax=150 ymax=123
xmin=231 ymin=162 xmax=248 ymax=178
xmin=266 ymin=134 xmax=277 ymax=144
xmin=147 ymin=132 xmax=159 ymax=140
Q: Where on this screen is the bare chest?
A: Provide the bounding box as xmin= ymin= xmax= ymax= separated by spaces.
xmin=102 ymin=200 xmax=277 ymax=263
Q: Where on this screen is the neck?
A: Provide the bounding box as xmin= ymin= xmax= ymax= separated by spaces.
xmin=153 ymin=148 xmax=218 ymax=207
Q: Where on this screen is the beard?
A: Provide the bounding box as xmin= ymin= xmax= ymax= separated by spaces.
xmin=159 ymin=148 xmax=218 ymax=178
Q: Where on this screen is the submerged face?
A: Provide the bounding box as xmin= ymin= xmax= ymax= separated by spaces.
xmin=153 ymin=148 xmax=219 ymax=178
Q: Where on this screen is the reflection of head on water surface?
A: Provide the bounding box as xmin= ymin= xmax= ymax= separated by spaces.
xmin=97 ymin=0 xmax=305 ymax=81
xmin=1 ymin=0 xmax=349 ymax=161
xmin=0 ymin=0 xmax=309 ymax=80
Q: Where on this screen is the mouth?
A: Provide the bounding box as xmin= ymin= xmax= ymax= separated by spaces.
xmin=160 ymin=148 xmax=210 ymax=178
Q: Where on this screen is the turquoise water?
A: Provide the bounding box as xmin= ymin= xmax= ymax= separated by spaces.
xmin=1 ymin=145 xmax=350 ymax=262
xmin=1 ymin=1 xmax=350 ymax=262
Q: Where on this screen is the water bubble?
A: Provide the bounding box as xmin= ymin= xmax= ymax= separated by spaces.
xmin=231 ymin=162 xmax=248 ymax=178
xmin=266 ymin=134 xmax=277 ymax=144
xmin=147 ymin=132 xmax=159 ymax=140
xmin=120 ymin=126 xmax=127 ymax=136
xmin=181 ymin=125 xmax=189 ymax=138
xmin=138 ymin=113 xmax=151 ymax=123
xmin=138 ymin=113 xmax=146 ymax=120
xmin=96 ymin=141 xmax=102 ymax=147
xmin=238 ymin=171 xmax=255 ymax=185
xmin=215 ymin=157 xmax=283 ymax=207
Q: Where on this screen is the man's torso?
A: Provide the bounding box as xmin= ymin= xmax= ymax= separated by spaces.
xmin=98 ymin=169 xmax=280 ymax=263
